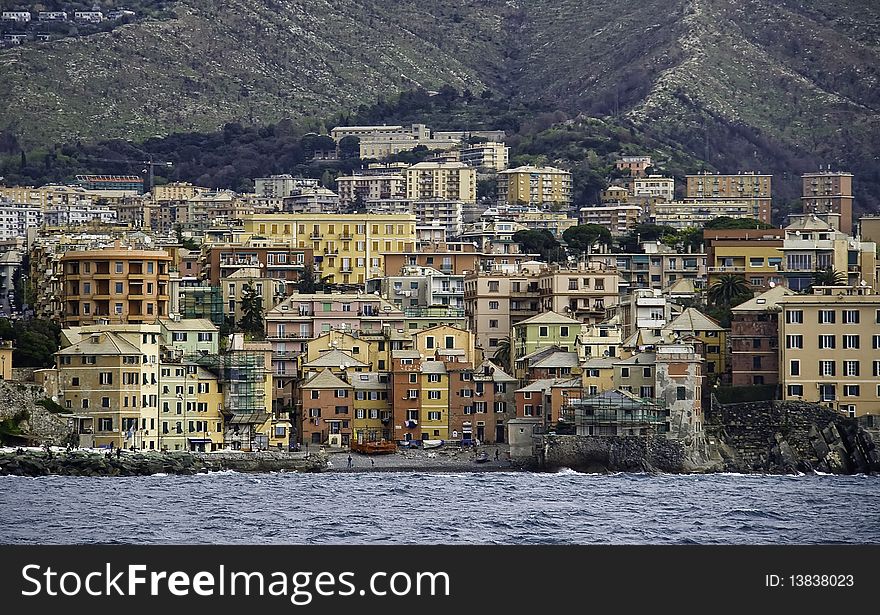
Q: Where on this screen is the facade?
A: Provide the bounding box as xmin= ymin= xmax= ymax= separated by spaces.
xmin=685 ymin=172 xmax=772 ymax=224
xmin=578 ymin=205 xmax=643 ymax=235
xmin=367 ymin=265 xmax=466 ymax=331
xmin=201 ymin=240 xmax=313 ymax=291
xmin=75 ymin=175 xmax=143 ymax=193
xmin=802 ymin=171 xmax=854 ymax=234
xmin=729 ymin=286 xmax=794 ymax=387
xmin=0 ymin=199 xmax=42 ymax=240
xmin=221 ymin=267 xmax=286 ymax=327
xmin=335 ymin=173 xmax=406 ymax=208
xmin=650 ymin=200 xmax=763 ymax=229
xmin=254 ymin=175 xmax=320 ymax=199
xmin=497 ymin=166 xmax=572 ymax=208
xmin=781 ymin=214 xmax=876 ymax=292
xmin=460 ymin=141 xmax=509 ymax=171
xmin=152 ymin=182 xmax=206 ymax=202
xmin=405 ymin=162 xmax=477 ymax=203
xmin=704 ymin=228 xmax=784 ymax=291
xmin=413 ymin=199 xmax=464 ymax=237
xmin=633 ymin=176 xmax=675 ymax=201
xmin=661 ymin=308 xmax=727 ymax=380
xmin=59 ymin=244 xmax=172 ymax=326
xmin=242 ymin=213 xmax=417 ymax=287
xmin=299 ymin=369 xmax=354 ymax=447
xmin=512 ymin=311 xmax=582 ymax=365
xmin=615 ymin=156 xmax=652 ymax=177
xmin=778 ymin=286 xmax=880 ymax=417
xmin=594 ymin=243 xmax=707 ymax=293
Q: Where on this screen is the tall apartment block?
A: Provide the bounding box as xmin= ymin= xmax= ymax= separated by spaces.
xmin=685 ymin=172 xmax=772 ymax=225
xmin=802 ymin=171 xmax=854 ymax=234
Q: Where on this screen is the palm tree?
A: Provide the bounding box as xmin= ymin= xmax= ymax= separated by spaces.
xmin=811 ymin=267 xmax=846 ymax=288
xmin=492 ymin=337 xmax=511 ymax=370
xmin=707 ymin=274 xmax=752 ymax=306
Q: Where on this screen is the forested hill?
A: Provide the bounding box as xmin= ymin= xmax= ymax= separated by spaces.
xmin=1 ymin=0 xmax=879 ymax=212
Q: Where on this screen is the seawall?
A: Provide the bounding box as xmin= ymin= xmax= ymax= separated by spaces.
xmin=0 ymin=449 xmax=328 ymax=477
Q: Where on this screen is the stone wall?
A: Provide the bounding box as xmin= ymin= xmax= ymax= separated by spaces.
xmin=706 ymin=399 xmax=880 ymax=474
xmin=0 ymin=379 xmax=68 ymax=444
xmin=538 ymin=434 xmax=701 ymax=473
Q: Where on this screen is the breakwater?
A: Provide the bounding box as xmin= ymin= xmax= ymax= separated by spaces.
xmin=0 ymin=449 xmax=328 ymax=476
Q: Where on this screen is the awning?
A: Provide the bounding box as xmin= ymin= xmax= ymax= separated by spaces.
xmin=228 ymin=412 xmax=269 ymax=425
xmin=187 ymin=438 xmax=212 ymax=443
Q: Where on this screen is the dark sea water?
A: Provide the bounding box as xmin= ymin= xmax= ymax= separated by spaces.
xmin=1 ymin=471 xmax=878 ymax=544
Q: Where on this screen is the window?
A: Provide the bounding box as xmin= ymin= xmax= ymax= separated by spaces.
xmin=115 ymin=282 xmax=123 ymax=293
xmin=488 ymin=281 xmax=499 ymax=292
xmin=409 ymin=373 xmax=417 ymax=384
xmin=311 ymin=391 xmax=319 ymax=399
xmin=790 ymin=360 xmax=800 ymax=376
xmin=818 ymin=310 xmax=835 ymax=324
xmin=198 ymin=332 xmax=213 ymax=342
xmin=427 ymin=411 xmax=441 ymax=421
xmin=842 ymin=310 xmax=860 ymax=324
xmin=560 ymin=326 xmax=569 ymax=337
xmin=752 ymin=356 xmax=762 ymax=370
xmin=785 ymin=310 xmax=803 ymax=324
xmin=114 ymin=303 xmax=123 ymax=315
xmin=428 ymin=374 xmax=440 ymax=383
xmin=427 ymin=391 xmax=441 ymax=400
xmin=489 ymin=319 xmax=498 ymax=329
xmin=676 ymin=386 xmax=686 ymax=400
xmin=99 ymin=372 xmax=113 ymax=385
xmin=425 ymin=336 xmax=435 ymax=349
xmin=818 ymin=360 xmax=835 ymax=377
xmin=524 ymin=404 xmax=533 ymax=416
xmin=642 ymin=367 xmax=651 ymax=378
xmin=819 ymin=384 xmax=836 ymax=402
xmin=843 ymin=335 xmax=859 ymax=349
xmin=488 ymin=301 xmax=499 ymax=310
xmin=335 ymin=406 xmax=348 ymax=415
xmin=539 ymin=326 xmax=548 ymax=337
xmin=408 ymin=389 xmax=418 ymax=399
xmin=335 ymin=389 xmax=348 ymax=398
xmin=621 ymin=367 xmax=630 ymax=378
xmin=874 ymin=361 xmax=880 ymax=377
xmin=752 ymin=338 xmax=761 ymax=349
xmin=98 ymin=418 xmax=112 ymax=431
xmin=568 ymin=278 xmax=578 ymax=290
xmin=115 ymin=262 xmax=123 ymax=273
xmin=101 ymin=397 xmax=110 ymax=408
xmin=787 ymin=385 xmax=803 ymax=397
xmin=818 ymin=335 xmax=835 ymax=349
xmin=844 ymin=360 xmax=859 ymax=377
xmin=785 ymin=335 xmax=803 ymax=349
xmin=639 ymin=386 xmax=654 ymax=398
xmin=844 ymin=385 xmax=860 ymax=397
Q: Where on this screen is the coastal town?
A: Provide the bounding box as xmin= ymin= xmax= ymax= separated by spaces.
xmin=0 ymin=120 xmax=877 ymax=470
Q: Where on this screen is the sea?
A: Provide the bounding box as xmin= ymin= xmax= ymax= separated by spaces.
xmin=1 ymin=471 xmax=878 ymax=544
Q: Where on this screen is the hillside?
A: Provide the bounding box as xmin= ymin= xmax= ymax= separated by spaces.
xmin=1 ymin=0 xmax=879 ymax=212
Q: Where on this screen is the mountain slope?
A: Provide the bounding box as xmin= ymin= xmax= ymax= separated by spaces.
xmin=2 ymin=0 xmax=880 ymax=212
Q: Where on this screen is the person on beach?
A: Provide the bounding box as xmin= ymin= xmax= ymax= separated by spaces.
xmin=347 ymin=455 xmax=353 ymax=469
xmin=371 ymin=458 xmax=375 ymax=468
xmin=495 ymin=449 xmax=499 ymax=461
xmin=116 ymin=447 xmax=122 ymax=459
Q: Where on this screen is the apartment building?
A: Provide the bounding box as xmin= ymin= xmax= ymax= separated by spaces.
xmin=615 ymin=156 xmax=652 ymax=177
xmin=459 ymin=220 xmax=529 ymax=255
xmin=704 ymin=228 xmax=784 ymax=291
xmin=335 ymin=173 xmax=406 ymax=207
xmin=514 ymin=211 xmax=578 ymax=237
xmin=448 ymin=361 xmax=516 ymax=444
xmin=460 ymin=141 xmax=509 ymax=172
xmin=157 ymin=360 xmax=225 ymax=452
xmin=593 ymin=243 xmax=706 ymax=293
xmin=781 ymin=214 xmax=876 ymax=291
xmin=0 ymin=199 xmax=42 ymax=240
xmin=464 ymin=266 xmax=542 ymax=354
xmin=512 ymin=311 xmax=581 ymax=367
xmin=729 ymin=286 xmax=794 ymax=387
xmin=537 ymin=262 xmax=620 ymax=322
xmin=661 ymin=308 xmax=727 ymax=379
xmin=778 ymin=286 xmax=880 ymax=417
xmin=578 ymin=205 xmax=643 ymax=235
xmin=802 ymin=171 xmax=854 ymax=234
xmin=650 ymin=200 xmax=762 ymax=229
xmin=59 ymin=243 xmax=172 ymax=326
xmin=405 ymin=162 xmax=476 ymax=203
xmin=151 ymin=181 xmax=207 ymax=202
xmin=221 ymin=267 xmax=287 ymax=327
xmin=242 ymin=213 xmax=417 ymax=287
xmin=201 ymin=239 xmax=313 ymax=292
xmin=366 ymin=265 xmax=466 ymax=331
xmin=254 ymin=175 xmax=320 ymax=199
xmin=685 ymin=172 xmax=772 ymax=224
xmin=413 ymin=199 xmax=464 ymax=237
xmin=300 ymin=369 xmax=354 ymax=446
xmin=633 ymin=176 xmax=675 ymax=201
xmin=497 ymin=165 xmax=572 ymax=208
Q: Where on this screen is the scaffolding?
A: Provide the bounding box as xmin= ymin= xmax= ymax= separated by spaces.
xmin=563 ymin=389 xmax=668 ymax=436
xmin=179 ymin=284 xmax=224 ymax=326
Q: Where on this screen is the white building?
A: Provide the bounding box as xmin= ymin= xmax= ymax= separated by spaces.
xmin=633 ymin=175 xmax=675 ymax=201
xmin=44 ymin=205 xmax=117 ymax=227
xmin=73 ymin=11 xmax=103 ymax=22
xmin=2 ymin=11 xmax=31 ymax=22
xmin=0 ymin=199 xmax=42 ymax=240
xmin=254 ymin=175 xmax=320 ymax=199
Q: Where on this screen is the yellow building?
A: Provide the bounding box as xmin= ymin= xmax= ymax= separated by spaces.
xmin=0 ymin=340 xmax=11 ymax=380
xmin=55 ymin=331 xmax=148 ymax=449
xmin=351 ymin=372 xmax=392 ymax=444
xmin=419 ymin=361 xmax=450 ymax=440
xmin=152 ymin=182 xmax=207 ymax=202
xmin=581 ymin=358 xmax=616 ymax=395
xmin=303 ymin=330 xmax=393 ymax=373
xmin=778 ymin=285 xmax=880 ymax=418
xmin=412 ymin=324 xmax=480 ymax=364
xmin=497 ymin=165 xmax=572 ymax=208
xmin=158 ymin=361 xmax=225 ymax=452
xmin=242 ymin=213 xmax=417 ymax=286
xmin=661 ymin=308 xmax=727 ymax=379
xmin=704 ymin=229 xmax=784 ymax=292
xmin=405 ymin=162 xmax=477 ymax=203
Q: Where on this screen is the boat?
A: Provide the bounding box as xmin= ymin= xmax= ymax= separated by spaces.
xmin=475 ymin=451 xmax=489 ymax=463
xmin=422 ymin=439 xmax=444 ymax=449
xmin=350 ymin=440 xmax=397 ymax=455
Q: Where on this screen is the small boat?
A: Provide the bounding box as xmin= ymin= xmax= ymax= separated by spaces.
xmin=350 ymin=440 xmax=397 ymax=455
xmin=422 ymin=439 xmax=444 ymax=449
xmin=475 ymin=451 xmax=489 ymax=463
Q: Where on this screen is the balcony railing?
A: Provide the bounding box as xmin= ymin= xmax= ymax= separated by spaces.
xmin=708 ymin=266 xmax=746 ymax=273
xmin=404 ymin=307 xmax=466 ymax=318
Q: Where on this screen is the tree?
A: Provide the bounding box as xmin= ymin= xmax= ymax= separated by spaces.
xmin=512 ymin=229 xmax=560 ymax=260
xmin=297 ymin=264 xmax=318 ymax=294
xmin=704 ymin=217 xmax=775 ymax=230
xmin=492 ymin=337 xmax=511 ymax=370
xmin=707 ymin=274 xmax=752 ymax=307
xmin=562 ymin=224 xmax=612 ymax=256
xmin=238 ymin=284 xmax=265 ymax=339
xmin=811 ymin=267 xmax=846 ymax=288
xmin=337 ymin=136 xmax=360 ymax=159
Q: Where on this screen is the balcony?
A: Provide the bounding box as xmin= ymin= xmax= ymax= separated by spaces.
xmin=707 ymin=266 xmax=746 ymax=273
xmin=404 ymin=306 xmax=465 ymax=318
xmin=267 ymin=332 xmax=313 ymax=340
